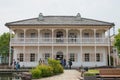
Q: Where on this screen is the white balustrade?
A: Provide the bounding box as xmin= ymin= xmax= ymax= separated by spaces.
xmin=11 ymin=37 xmax=109 ymax=44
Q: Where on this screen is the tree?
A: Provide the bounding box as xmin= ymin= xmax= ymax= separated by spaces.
xmin=0 ymin=32 xmax=14 ymax=64
xmin=114 ymin=29 xmax=120 ymax=56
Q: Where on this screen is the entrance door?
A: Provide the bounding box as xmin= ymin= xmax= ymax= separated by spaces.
xmin=56 ymin=51 xmax=63 ymax=60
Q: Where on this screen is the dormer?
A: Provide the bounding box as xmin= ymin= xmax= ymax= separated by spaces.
xmin=38 ymin=13 xmax=44 ymax=21
xmin=76 ymin=13 xmax=82 ymax=21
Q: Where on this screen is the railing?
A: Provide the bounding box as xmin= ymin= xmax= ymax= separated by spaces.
xmin=11 ymin=38 xmax=109 ymax=44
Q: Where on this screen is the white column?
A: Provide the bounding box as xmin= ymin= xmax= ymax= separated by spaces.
xmin=38 ymin=29 xmax=40 ymax=44
xmin=24 ymin=29 xmax=26 ymax=44
xmin=9 ymin=29 xmax=12 ymax=67
xmin=38 ymin=29 xmax=40 ymax=62
xmin=66 ymin=29 xmax=68 ymax=61
xmin=108 ymin=28 xmax=111 ymax=66
xmin=80 ymin=29 xmax=82 ymax=65
xmin=52 ymin=29 xmax=54 ymax=59
xmin=94 ymin=29 xmax=96 ymax=66
xmin=23 ymin=29 xmax=26 ymax=62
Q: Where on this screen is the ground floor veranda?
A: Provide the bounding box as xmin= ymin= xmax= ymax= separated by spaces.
xmin=13 ymin=46 xmax=108 ymax=67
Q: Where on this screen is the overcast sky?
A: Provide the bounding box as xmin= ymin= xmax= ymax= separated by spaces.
xmin=0 ymin=0 xmax=120 ymax=35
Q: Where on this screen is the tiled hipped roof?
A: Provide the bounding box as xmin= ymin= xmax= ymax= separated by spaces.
xmin=5 ymin=13 xmax=115 ymax=26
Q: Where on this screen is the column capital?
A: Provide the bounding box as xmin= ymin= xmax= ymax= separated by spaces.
xmin=79 ymin=29 xmax=83 ymax=30
xmin=94 ymin=29 xmax=96 ymax=31
xmin=37 ymin=28 xmax=40 ymax=30
xmin=66 ymin=28 xmax=68 ymax=32
xmin=52 ymin=28 xmax=54 ymax=32
xmin=23 ymin=29 xmax=27 ymax=31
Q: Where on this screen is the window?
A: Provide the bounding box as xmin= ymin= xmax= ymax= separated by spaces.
xmin=84 ymin=53 xmax=89 ymax=62
xmin=69 ymin=33 xmax=77 ymax=42
xmin=19 ymin=53 xmax=24 ymax=62
xmin=44 ymin=33 xmax=50 ymax=41
xmin=44 ymin=33 xmax=50 ymax=38
xmin=19 ymin=33 xmax=24 ymax=41
xmin=84 ymin=33 xmax=89 ymax=37
xmin=31 ymin=33 xmax=36 ymax=38
xmin=45 ymin=53 xmax=50 ymax=60
xmin=70 ymin=53 xmax=75 ymax=62
xmin=20 ymin=33 xmax=24 ymax=38
xmin=56 ymin=31 xmax=63 ymax=38
xmin=30 ymin=53 xmax=35 ymax=62
xmin=96 ymin=53 xmax=100 ymax=62
xmin=96 ymin=33 xmax=100 ymax=38
xmin=70 ymin=33 xmax=75 ymax=37
xmin=56 ymin=31 xmax=64 ymax=42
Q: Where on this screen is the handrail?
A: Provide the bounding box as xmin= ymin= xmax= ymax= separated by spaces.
xmin=11 ymin=38 xmax=109 ymax=44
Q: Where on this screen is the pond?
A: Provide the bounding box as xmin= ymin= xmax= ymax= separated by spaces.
xmin=0 ymin=73 xmax=21 ymax=80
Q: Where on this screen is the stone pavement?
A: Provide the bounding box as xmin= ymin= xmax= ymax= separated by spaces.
xmin=34 ymin=70 xmax=82 ymax=80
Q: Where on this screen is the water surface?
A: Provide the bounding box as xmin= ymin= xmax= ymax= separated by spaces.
xmin=0 ymin=73 xmax=21 ymax=80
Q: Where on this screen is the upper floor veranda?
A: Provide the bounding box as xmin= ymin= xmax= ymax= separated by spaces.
xmin=10 ymin=27 xmax=111 ymax=46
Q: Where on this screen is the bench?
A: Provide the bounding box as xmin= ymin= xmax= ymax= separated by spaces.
xmin=98 ymin=68 xmax=120 ymax=80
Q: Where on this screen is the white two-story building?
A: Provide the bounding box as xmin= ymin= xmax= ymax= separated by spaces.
xmin=6 ymin=13 xmax=114 ymax=67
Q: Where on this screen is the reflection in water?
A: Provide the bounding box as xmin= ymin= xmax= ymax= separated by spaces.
xmin=0 ymin=73 xmax=21 ymax=80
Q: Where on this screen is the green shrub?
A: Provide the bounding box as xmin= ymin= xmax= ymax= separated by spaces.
xmin=48 ymin=58 xmax=60 ymax=67
xmin=48 ymin=59 xmax=64 ymax=74
xmin=37 ymin=65 xmax=53 ymax=77
xmin=56 ymin=64 xmax=64 ymax=73
xmin=30 ymin=58 xmax=64 ymax=79
xmin=30 ymin=68 xmax=42 ymax=79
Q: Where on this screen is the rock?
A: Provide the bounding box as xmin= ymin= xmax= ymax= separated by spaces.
xmin=21 ymin=72 xmax=32 ymax=80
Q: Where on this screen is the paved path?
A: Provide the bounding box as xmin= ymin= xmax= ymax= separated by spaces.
xmin=34 ymin=70 xmax=82 ymax=80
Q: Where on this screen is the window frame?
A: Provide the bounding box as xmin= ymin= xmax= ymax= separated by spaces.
xmin=19 ymin=53 xmax=24 ymax=62
xmin=56 ymin=31 xmax=63 ymax=38
xmin=96 ymin=53 xmax=100 ymax=62
xmin=69 ymin=33 xmax=77 ymax=42
xmin=31 ymin=33 xmax=36 ymax=38
xmin=69 ymin=53 xmax=75 ymax=62
xmin=44 ymin=53 xmax=50 ymax=60
xmin=84 ymin=53 xmax=90 ymax=62
xmin=30 ymin=53 xmax=35 ymax=62
xmin=96 ymin=33 xmax=100 ymax=38
xmin=44 ymin=33 xmax=50 ymax=38
xmin=20 ymin=33 xmax=24 ymax=38
xmin=84 ymin=33 xmax=89 ymax=37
